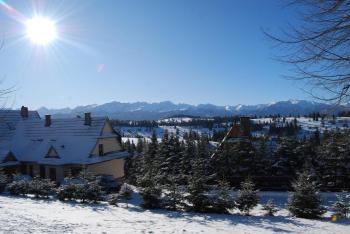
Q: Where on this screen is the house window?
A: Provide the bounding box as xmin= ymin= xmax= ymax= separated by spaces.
xmin=20 ymin=164 xmax=26 ymax=174
xmin=98 ymin=144 xmax=104 ymax=156
xmin=71 ymin=167 xmax=82 ymax=177
xmin=40 ymin=165 xmax=46 ymax=178
xmin=49 ymin=168 xmax=56 ymax=181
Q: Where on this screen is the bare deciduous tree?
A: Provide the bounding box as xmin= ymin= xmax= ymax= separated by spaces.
xmin=265 ymin=0 xmax=350 ymax=104
xmin=0 ymin=40 xmax=15 ymax=108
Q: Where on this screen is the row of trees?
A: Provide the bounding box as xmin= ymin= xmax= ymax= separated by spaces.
xmin=125 ymin=128 xmax=350 ymax=192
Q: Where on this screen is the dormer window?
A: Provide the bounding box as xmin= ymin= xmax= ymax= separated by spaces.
xmin=45 ymin=146 xmax=60 ymax=159
xmin=98 ymin=144 xmax=104 ymax=156
xmin=3 ymin=152 xmax=17 ymax=162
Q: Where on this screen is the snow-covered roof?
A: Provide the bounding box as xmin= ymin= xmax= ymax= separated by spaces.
xmin=0 ymin=109 xmax=41 ymax=142
xmin=0 ymin=114 xmax=127 ymax=166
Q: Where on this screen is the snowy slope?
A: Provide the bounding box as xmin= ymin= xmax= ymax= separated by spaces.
xmin=0 ymin=192 xmax=349 ymax=234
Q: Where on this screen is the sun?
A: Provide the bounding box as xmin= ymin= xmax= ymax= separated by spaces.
xmin=25 ymin=17 xmax=57 ymax=45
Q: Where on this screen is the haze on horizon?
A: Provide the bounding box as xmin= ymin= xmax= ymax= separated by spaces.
xmin=0 ymin=0 xmax=309 ymax=109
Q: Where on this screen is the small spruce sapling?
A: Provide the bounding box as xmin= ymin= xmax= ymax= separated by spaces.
xmin=236 ymin=177 xmax=259 ymax=215
xmin=209 ymin=179 xmax=235 ymax=214
xmin=119 ymin=183 xmax=133 ymax=208
xmin=332 ymin=193 xmax=350 ymax=219
xmin=262 ymin=198 xmax=278 ymax=216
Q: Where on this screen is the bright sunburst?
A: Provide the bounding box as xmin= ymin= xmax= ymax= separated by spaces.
xmin=25 ymin=17 xmax=57 ymax=45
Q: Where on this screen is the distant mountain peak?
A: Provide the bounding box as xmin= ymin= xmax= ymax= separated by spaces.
xmin=36 ymin=100 xmax=347 ymax=120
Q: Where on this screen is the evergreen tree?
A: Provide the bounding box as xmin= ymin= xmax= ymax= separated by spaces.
xmin=155 ymin=130 xmax=171 ymax=184
xmin=209 ymin=179 xmax=235 ymax=214
xmin=254 ymin=138 xmax=270 ymax=176
xmin=136 ymin=138 xmax=144 ymax=154
xmin=236 ymin=177 xmax=259 ymax=215
xmin=0 ymin=169 xmax=7 ymax=192
xmin=179 ymin=136 xmax=195 ymax=182
xmin=317 ymin=131 xmax=350 ymax=190
xmin=162 ymin=170 xmax=184 ymax=211
xmin=139 ymin=173 xmax=162 ymax=209
xmin=287 ymin=171 xmax=326 ymax=219
xmin=273 ymin=137 xmax=298 ymax=177
xmin=262 ymin=198 xmax=278 ymax=216
xmin=332 ymin=193 xmax=350 ymax=218
xmin=119 ymin=183 xmax=133 ymax=208
xmin=124 ymin=139 xmax=139 ymax=184
xmin=137 ymin=131 xmax=159 ymax=185
xmin=212 ymin=139 xmax=256 ymax=182
xmin=186 ymin=151 xmax=210 ymax=212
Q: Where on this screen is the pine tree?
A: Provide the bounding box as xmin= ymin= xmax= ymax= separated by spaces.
xmin=212 ymin=139 xmax=256 ymax=182
xmin=287 ymin=171 xmax=326 ymax=219
xmin=209 ymin=179 xmax=235 ymax=214
xmin=155 ymin=130 xmax=171 ymax=184
xmin=0 ymin=169 xmax=7 ymax=192
xmin=262 ymin=198 xmax=278 ymax=216
xmin=317 ymin=130 xmax=350 ymax=190
xmin=186 ymin=152 xmax=210 ymax=212
xmin=179 ymin=136 xmax=195 ymax=183
xmin=136 ymin=138 xmax=144 ymax=154
xmin=139 ymin=173 xmax=162 ymax=209
xmin=162 ymin=171 xmax=184 ymax=211
xmin=236 ymin=177 xmax=259 ymax=215
xmin=135 ymin=130 xmax=158 ymax=184
xmin=273 ymin=137 xmax=298 ymax=177
xmin=255 ymin=138 xmax=270 ymax=176
xmin=332 ymin=193 xmax=350 ymax=218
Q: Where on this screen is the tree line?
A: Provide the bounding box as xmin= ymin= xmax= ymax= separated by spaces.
xmin=124 ymin=128 xmax=350 ymax=191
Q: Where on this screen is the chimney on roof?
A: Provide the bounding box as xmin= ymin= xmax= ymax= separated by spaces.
xmin=84 ymin=113 xmax=91 ymax=126
xmin=20 ymin=106 xmax=29 ymax=118
xmin=240 ymin=116 xmax=251 ymax=137
xmin=45 ymin=115 xmax=51 ymax=127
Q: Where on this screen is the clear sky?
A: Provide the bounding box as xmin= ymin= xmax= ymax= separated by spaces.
xmin=0 ymin=0 xmax=309 ymax=109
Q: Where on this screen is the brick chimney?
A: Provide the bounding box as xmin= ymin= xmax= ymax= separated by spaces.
xmin=45 ymin=115 xmax=51 ymax=127
xmin=240 ymin=116 xmax=251 ymax=137
xmin=20 ymin=106 xmax=29 ymax=118
xmin=84 ymin=113 xmax=91 ymax=126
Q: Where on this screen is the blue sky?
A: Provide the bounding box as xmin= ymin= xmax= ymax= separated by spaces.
xmin=0 ymin=0 xmax=308 ymax=109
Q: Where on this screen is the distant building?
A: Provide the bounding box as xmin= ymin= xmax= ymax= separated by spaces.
xmin=0 ymin=106 xmax=128 ymax=182
xmin=211 ymin=116 xmax=251 ymax=157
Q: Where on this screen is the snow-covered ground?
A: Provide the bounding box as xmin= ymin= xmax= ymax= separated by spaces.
xmin=119 ymin=125 xmax=225 ymax=141
xmin=252 ymin=117 xmax=350 ymax=133
xmin=0 ymin=192 xmax=349 ymax=233
xmin=117 ymin=117 xmax=350 ymax=143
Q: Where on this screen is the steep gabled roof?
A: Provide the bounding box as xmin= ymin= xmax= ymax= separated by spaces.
xmin=227 ymin=124 xmax=244 ymax=138
xmin=1 ymin=117 xmax=126 ymax=166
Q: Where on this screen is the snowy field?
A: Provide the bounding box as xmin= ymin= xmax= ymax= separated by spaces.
xmin=119 ymin=125 xmax=223 ymax=139
xmin=117 ymin=117 xmax=350 ymax=143
xmin=0 ymin=192 xmax=349 ymax=234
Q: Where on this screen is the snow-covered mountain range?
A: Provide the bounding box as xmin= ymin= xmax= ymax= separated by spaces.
xmin=37 ymin=100 xmax=349 ymax=120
